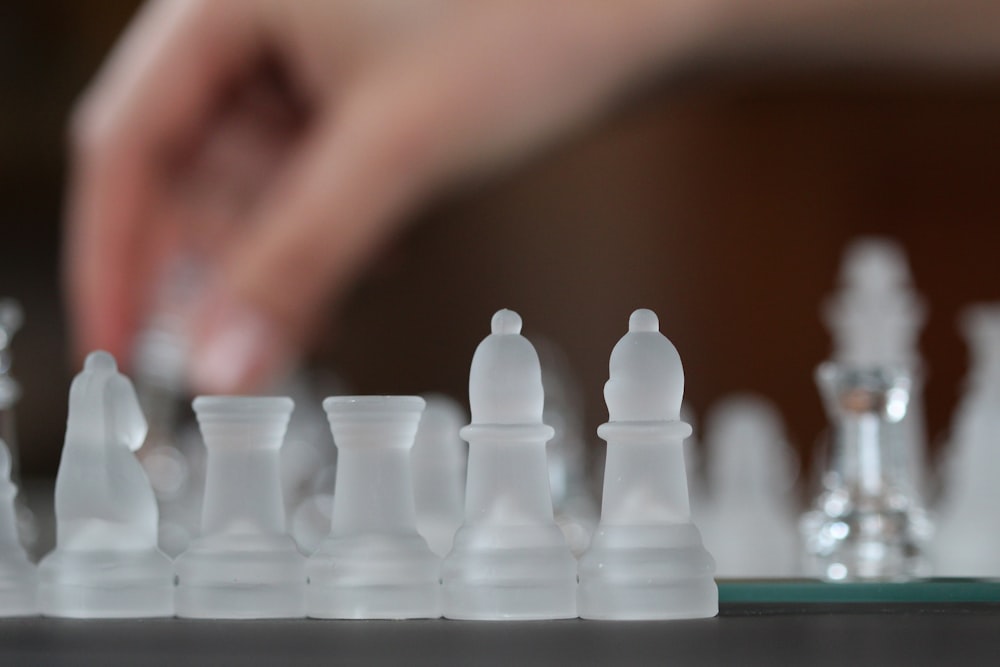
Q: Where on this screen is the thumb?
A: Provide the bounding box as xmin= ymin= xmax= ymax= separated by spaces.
xmin=186 ymin=84 xmax=442 ymax=395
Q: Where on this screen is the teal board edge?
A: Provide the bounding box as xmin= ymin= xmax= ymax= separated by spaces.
xmin=718 ymin=579 xmax=1000 ymax=603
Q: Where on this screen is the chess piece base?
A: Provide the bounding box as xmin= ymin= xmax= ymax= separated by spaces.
xmin=0 ymin=556 xmax=37 ymax=616
xmin=38 ymin=548 xmax=173 ymax=618
xmin=306 ymin=534 xmax=441 ymax=619
xmin=307 ymin=583 xmax=440 ymax=619
xmin=174 ymin=533 xmax=306 ymax=619
xmin=175 ymin=582 xmax=306 ymax=619
xmin=442 ymin=581 xmax=577 ymax=620
xmin=578 ymin=523 xmax=718 ymax=620
xmin=577 ymin=579 xmax=718 ymax=620
xmin=442 ymin=525 xmax=577 ymax=620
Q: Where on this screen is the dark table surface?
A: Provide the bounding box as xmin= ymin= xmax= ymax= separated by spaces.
xmin=3 ymin=602 xmax=1000 ymax=667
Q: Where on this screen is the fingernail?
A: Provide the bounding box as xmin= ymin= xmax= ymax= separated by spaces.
xmin=189 ymin=306 xmax=283 ymax=395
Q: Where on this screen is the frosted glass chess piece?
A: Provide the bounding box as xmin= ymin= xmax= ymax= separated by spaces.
xmin=131 ymin=257 xmax=200 ymax=398
xmin=578 ymin=309 xmax=718 ymax=620
xmin=412 ymin=394 xmax=467 ymax=558
xmin=700 ymin=395 xmax=800 ymax=578
xmin=537 ymin=339 xmax=598 ymax=556
xmin=441 ymin=310 xmax=577 ymax=620
xmin=130 ymin=258 xmax=200 ymax=556
xmin=288 ymin=374 xmax=347 ymax=554
xmin=307 ymin=396 xmax=440 ymax=619
xmin=174 ymin=396 xmax=306 ymax=618
xmin=931 ymin=305 xmax=1000 ymax=576
xmin=291 ymin=493 xmax=333 ymax=555
xmin=0 ymin=439 xmax=35 ymax=616
xmin=291 ymin=464 xmax=336 ymax=554
xmin=150 ymin=421 xmax=207 ymax=558
xmin=682 ymin=401 xmax=708 ymax=527
xmin=38 ymin=351 xmax=173 ymax=617
xmin=0 ymin=300 xmax=24 ymax=459
xmin=0 ymin=299 xmax=37 ymax=555
xmin=280 ymin=375 xmax=336 ymax=529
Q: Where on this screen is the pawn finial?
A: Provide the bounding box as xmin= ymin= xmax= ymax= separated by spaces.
xmin=491 ymin=309 xmax=522 ymax=335
xmin=629 ymin=309 xmax=659 ymax=333
xmin=84 ymin=350 xmax=117 ymax=372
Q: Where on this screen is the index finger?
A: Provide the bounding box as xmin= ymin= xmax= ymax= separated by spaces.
xmin=64 ymin=0 xmax=261 ymax=364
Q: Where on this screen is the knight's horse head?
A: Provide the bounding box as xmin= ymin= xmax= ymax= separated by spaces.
xmin=66 ymin=351 xmax=148 ymax=452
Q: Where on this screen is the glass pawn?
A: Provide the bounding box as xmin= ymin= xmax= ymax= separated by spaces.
xmin=441 ymin=310 xmax=577 ymax=620
xmin=578 ymin=309 xmax=717 ymax=620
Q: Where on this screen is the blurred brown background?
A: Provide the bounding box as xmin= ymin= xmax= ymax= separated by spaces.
xmin=3 ymin=2 xmax=999 ymax=478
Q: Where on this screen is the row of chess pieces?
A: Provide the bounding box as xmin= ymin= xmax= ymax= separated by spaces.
xmin=0 ymin=308 xmax=718 ymax=621
xmin=3 ymin=234 xmax=998 ymax=620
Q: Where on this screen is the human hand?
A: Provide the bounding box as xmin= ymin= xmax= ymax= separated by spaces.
xmin=65 ymin=0 xmax=718 ymax=393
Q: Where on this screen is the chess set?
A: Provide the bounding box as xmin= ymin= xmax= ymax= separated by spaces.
xmin=2 ymin=235 xmax=999 ymax=623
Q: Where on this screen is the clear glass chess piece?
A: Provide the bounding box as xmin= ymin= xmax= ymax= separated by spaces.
xmin=823 ymin=237 xmax=930 ymax=518
xmin=130 ymin=258 xmax=202 ymax=557
xmin=801 ymin=363 xmax=930 ymax=580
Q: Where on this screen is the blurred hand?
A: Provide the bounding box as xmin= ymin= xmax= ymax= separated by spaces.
xmin=65 ymin=0 xmax=717 ymax=393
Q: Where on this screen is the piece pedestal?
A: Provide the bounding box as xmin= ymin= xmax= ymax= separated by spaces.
xmin=307 ymin=534 xmax=440 ymax=619
xmin=38 ymin=548 xmax=173 ymax=618
xmin=442 ymin=524 xmax=577 ymax=620
xmin=0 ymin=555 xmax=36 ymax=617
xmin=578 ymin=523 xmax=718 ymax=620
xmin=174 ymin=533 xmax=306 ymax=619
